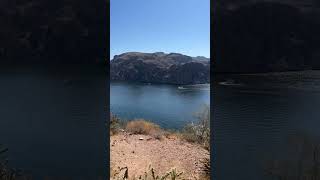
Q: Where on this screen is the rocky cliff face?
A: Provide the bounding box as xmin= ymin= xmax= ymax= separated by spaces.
xmin=110 ymin=52 xmax=210 ymax=85
xmin=0 ymin=0 xmax=107 ymax=66
xmin=213 ymin=0 xmax=320 ymax=73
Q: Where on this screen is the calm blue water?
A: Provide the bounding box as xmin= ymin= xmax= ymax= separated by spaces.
xmin=110 ymin=82 xmax=210 ymax=129
xmin=0 ymin=68 xmax=107 ymax=179
xmin=214 ymin=71 xmax=320 ymax=180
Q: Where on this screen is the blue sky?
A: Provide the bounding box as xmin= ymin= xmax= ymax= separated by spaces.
xmin=110 ymin=0 xmax=210 ymax=59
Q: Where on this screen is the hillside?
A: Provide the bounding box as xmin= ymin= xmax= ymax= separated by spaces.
xmin=0 ymin=0 xmax=107 ymax=66
xmin=213 ymin=0 xmax=320 ymax=73
xmin=111 ymin=132 xmax=209 ymax=180
xmin=110 ymin=52 xmax=210 ymax=85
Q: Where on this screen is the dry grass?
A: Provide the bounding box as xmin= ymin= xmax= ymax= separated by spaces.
xmin=0 ymin=145 xmax=23 ymax=180
xmin=110 ymin=166 xmax=128 ymax=180
xmin=199 ymin=157 xmax=210 ymax=180
xmin=111 ymin=165 xmax=183 ymax=180
xmin=125 ymin=119 xmax=165 ymax=140
xmin=110 ymin=115 xmax=166 ymax=140
xmin=126 ymin=119 xmax=160 ymax=134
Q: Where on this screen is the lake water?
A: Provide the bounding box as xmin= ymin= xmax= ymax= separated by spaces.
xmin=213 ymin=71 xmax=320 ymax=180
xmin=110 ymin=82 xmax=210 ymax=129
xmin=5 ymin=69 xmax=320 ymax=179
xmin=0 ymin=67 xmax=107 ymax=180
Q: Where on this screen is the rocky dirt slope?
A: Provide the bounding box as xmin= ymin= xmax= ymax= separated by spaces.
xmin=110 ymin=132 xmax=209 ymax=179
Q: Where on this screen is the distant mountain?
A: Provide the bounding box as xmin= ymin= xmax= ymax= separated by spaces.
xmin=192 ymin=56 xmax=210 ymax=62
xmin=213 ymin=0 xmax=320 ymax=73
xmin=111 ymin=52 xmax=210 ymax=85
xmin=0 ymin=0 xmax=107 ymax=65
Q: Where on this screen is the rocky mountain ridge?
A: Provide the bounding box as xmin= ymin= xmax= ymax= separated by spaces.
xmin=213 ymin=0 xmax=320 ymax=73
xmin=0 ymin=0 xmax=107 ymax=66
xmin=111 ymin=52 xmax=210 ymax=85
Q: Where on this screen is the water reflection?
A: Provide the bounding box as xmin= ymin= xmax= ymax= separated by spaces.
xmin=214 ymin=71 xmax=320 ymax=180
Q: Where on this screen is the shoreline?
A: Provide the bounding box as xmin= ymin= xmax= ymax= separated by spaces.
xmin=110 ymin=112 xmax=210 ymax=179
xmin=214 ymin=70 xmax=320 ymax=76
xmin=110 ymin=80 xmax=210 ymax=86
xmin=214 ymin=70 xmax=320 ymax=84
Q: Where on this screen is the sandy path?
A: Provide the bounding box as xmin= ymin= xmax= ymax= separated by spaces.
xmin=110 ymin=132 xmax=209 ymax=179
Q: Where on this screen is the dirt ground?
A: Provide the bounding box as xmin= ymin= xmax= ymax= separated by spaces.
xmin=110 ymin=132 xmax=209 ymax=179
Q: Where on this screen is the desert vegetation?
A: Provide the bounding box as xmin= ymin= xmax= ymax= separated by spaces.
xmin=111 ymin=165 xmax=183 ymax=180
xmin=111 ymin=105 xmax=210 ymax=147
xmin=110 ymin=105 xmax=210 ymax=180
xmin=181 ymin=104 xmax=210 ymax=150
xmin=111 ymin=115 xmax=165 ymax=139
xmin=0 ymin=145 xmax=23 ymax=180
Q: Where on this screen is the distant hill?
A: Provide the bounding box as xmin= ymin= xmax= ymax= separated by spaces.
xmin=192 ymin=56 xmax=210 ymax=62
xmin=110 ymin=52 xmax=210 ymax=85
xmin=213 ymin=0 xmax=320 ymax=73
xmin=0 ymin=0 xmax=107 ymax=66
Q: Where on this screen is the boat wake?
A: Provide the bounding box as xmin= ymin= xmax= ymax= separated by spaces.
xmin=218 ymin=79 xmax=243 ymax=86
xmin=178 ymin=84 xmax=210 ymax=90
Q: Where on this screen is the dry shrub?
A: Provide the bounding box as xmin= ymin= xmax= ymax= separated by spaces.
xmin=110 ymin=166 xmax=128 ymax=180
xmin=110 ymin=115 xmax=164 ymax=139
xmin=182 ymin=104 xmax=210 ymax=150
xmin=110 ymin=114 xmax=119 ymax=136
xmin=141 ymin=166 xmax=183 ymax=180
xmin=199 ymin=157 xmax=210 ymax=180
xmin=125 ymin=119 xmax=162 ymax=137
xmin=110 ymin=114 xmax=125 ymax=136
xmin=111 ymin=165 xmax=183 ymax=180
xmin=0 ymin=145 xmax=24 ymax=180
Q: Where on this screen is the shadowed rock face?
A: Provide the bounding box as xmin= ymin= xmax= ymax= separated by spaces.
xmin=0 ymin=0 xmax=107 ymax=66
xmin=110 ymin=52 xmax=210 ymax=85
xmin=213 ymin=0 xmax=320 ymax=73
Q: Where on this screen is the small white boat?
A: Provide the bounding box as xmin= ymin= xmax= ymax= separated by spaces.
xmin=178 ymin=86 xmax=185 ymax=89
xmin=219 ymin=79 xmax=242 ymax=86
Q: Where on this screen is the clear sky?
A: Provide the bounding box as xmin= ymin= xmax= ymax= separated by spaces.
xmin=110 ymin=0 xmax=210 ymax=59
